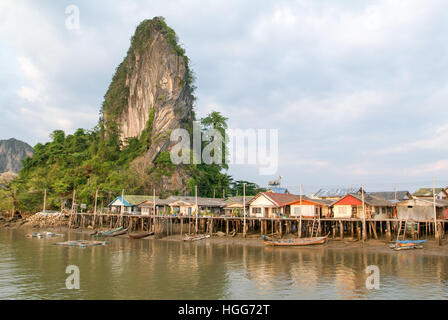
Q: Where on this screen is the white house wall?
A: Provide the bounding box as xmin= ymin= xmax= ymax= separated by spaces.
xmin=290 ymin=205 xmax=316 ymax=217
xmin=334 ymin=205 xmax=352 ymax=218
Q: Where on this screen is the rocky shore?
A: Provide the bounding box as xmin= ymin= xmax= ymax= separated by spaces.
xmin=0 ymin=212 xmax=68 ymax=229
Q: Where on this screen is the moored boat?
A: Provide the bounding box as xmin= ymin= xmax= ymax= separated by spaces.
xmin=103 ymin=228 xmax=129 ymax=237
xmin=54 ymin=240 xmax=109 ymax=248
xmin=183 ymin=234 xmax=211 ymax=242
xmin=93 ymin=227 xmax=123 ymax=237
xmin=129 ymin=232 xmax=154 ymax=240
xmin=262 ymin=234 xmax=329 ymax=246
xmin=389 ymin=239 xmax=426 ymax=251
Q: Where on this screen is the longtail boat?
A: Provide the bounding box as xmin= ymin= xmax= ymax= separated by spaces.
xmin=389 ymin=239 xmax=426 ymax=251
xmin=183 ymin=234 xmax=211 ymax=242
xmin=93 ymin=227 xmax=124 ymax=237
xmin=54 ymin=240 xmax=109 ymax=248
xmin=262 ymin=234 xmax=329 ymax=246
xmin=128 ymin=232 xmax=154 ymax=240
xmin=103 ymin=228 xmax=129 ymax=237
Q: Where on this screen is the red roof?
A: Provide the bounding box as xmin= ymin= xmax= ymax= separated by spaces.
xmin=333 ymin=194 xmax=364 ymax=206
xmin=287 ymin=198 xmax=330 ymax=207
xmin=253 ymin=192 xmax=301 ymax=207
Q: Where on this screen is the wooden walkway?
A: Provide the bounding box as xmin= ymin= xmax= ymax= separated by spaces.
xmin=68 ymin=213 xmax=447 ymax=241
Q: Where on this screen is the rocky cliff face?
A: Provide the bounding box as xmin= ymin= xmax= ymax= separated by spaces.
xmin=102 ymin=17 xmax=195 ymax=191
xmin=0 ymin=138 xmax=33 ymax=173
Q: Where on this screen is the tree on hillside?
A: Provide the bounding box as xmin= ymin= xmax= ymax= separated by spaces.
xmin=0 ymin=172 xmax=18 ymax=216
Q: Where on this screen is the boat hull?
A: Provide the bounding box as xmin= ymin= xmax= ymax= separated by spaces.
xmin=183 ymin=235 xmax=211 ymax=242
xmin=129 ymin=232 xmax=154 ymax=240
xmin=264 ymin=235 xmax=329 ymax=246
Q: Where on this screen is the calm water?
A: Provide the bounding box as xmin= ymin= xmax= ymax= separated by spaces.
xmin=0 ymin=229 xmax=447 ymax=300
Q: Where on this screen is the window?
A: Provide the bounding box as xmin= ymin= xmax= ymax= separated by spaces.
xmin=253 ymin=207 xmax=262 ymax=214
xmin=293 ymin=207 xmax=299 ymax=215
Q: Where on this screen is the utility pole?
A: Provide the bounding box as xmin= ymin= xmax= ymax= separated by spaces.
xmin=69 ymin=189 xmax=76 ymax=229
xmin=299 ymin=184 xmax=303 ymax=217
xmin=433 ymin=179 xmax=440 ymax=245
xmin=94 ymin=188 xmax=99 ymax=215
xmin=153 ymin=188 xmax=156 ymax=216
xmin=223 ymin=188 xmax=225 ymax=199
xmin=213 ymin=188 xmax=216 ymax=198
xmin=71 ymin=189 xmax=76 ymax=214
xmin=361 ymin=184 xmax=367 ymax=241
xmin=121 ymin=189 xmax=125 ymax=216
xmin=243 ymin=183 xmax=247 ymax=238
xmin=195 ymin=185 xmax=198 ymax=233
xmin=43 ymin=189 xmax=47 ymax=213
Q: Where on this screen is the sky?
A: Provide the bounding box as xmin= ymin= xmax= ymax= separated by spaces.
xmin=0 ymin=0 xmax=447 ymax=193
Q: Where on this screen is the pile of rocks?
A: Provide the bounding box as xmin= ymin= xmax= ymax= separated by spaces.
xmin=24 ymin=212 xmax=68 ymax=228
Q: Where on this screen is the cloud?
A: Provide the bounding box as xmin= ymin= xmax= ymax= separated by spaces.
xmin=372 ymin=124 xmax=448 ymax=155
xmin=1 ymin=0 xmax=448 ymax=188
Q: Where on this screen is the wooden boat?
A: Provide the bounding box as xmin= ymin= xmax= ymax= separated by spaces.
xmin=54 ymin=240 xmax=109 ymax=248
xmin=262 ymin=234 xmax=329 ymax=246
xmin=392 ymin=245 xmax=424 ymax=251
xmin=93 ymin=227 xmax=123 ymax=237
xmin=103 ymin=228 xmax=129 ymax=237
xmin=183 ymin=234 xmax=211 ymax=242
xmin=25 ymin=231 xmax=64 ymax=239
xmin=128 ymin=232 xmax=154 ymax=240
xmin=389 ymin=240 xmax=426 ymax=251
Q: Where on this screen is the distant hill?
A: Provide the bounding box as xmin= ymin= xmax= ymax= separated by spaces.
xmin=0 ymin=138 xmax=34 ymax=173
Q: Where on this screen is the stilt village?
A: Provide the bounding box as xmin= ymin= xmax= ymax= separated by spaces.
xmin=48 ymin=177 xmax=448 ymax=245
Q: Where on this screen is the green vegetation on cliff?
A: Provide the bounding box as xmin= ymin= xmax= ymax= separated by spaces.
xmin=0 ymin=18 xmax=263 ymax=214
xmin=101 ymin=17 xmax=195 ymax=122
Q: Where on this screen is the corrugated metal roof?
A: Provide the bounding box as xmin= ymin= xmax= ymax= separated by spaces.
xmin=368 ymin=191 xmax=412 ymax=201
xmin=224 ymin=196 xmax=254 ymax=204
xmin=413 ymin=188 xmax=446 ymax=197
xmin=347 ymin=193 xmax=394 ymax=207
xmin=312 ymin=187 xmax=361 ymax=198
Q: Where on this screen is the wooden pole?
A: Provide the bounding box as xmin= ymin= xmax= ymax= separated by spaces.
xmin=153 ymin=188 xmax=156 ymax=216
xmin=243 ymin=183 xmax=247 ymax=238
xmin=195 ymin=185 xmax=198 ymax=234
xmin=361 ymin=184 xmax=367 ymax=241
xmin=433 ymin=179 xmax=440 ymax=245
xmin=43 ymin=189 xmax=47 ymax=213
xmin=121 ymin=189 xmax=125 ymax=216
xmin=94 ymin=188 xmax=99 ymax=215
xmin=71 ymin=189 xmax=76 ymax=214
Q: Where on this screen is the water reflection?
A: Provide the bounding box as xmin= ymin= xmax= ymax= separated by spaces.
xmin=0 ymin=229 xmax=447 ymax=299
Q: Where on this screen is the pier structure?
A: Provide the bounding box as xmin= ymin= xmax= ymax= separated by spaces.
xmin=68 ymin=213 xmax=446 ymax=241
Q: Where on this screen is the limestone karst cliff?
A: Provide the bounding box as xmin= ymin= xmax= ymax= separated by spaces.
xmin=0 ymin=138 xmax=33 ymax=174
xmin=101 ymin=17 xmax=196 ymax=191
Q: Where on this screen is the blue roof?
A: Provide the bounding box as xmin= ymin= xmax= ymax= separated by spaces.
xmin=107 ymin=196 xmax=132 ymax=207
xmin=268 ymin=187 xmax=288 ymax=194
